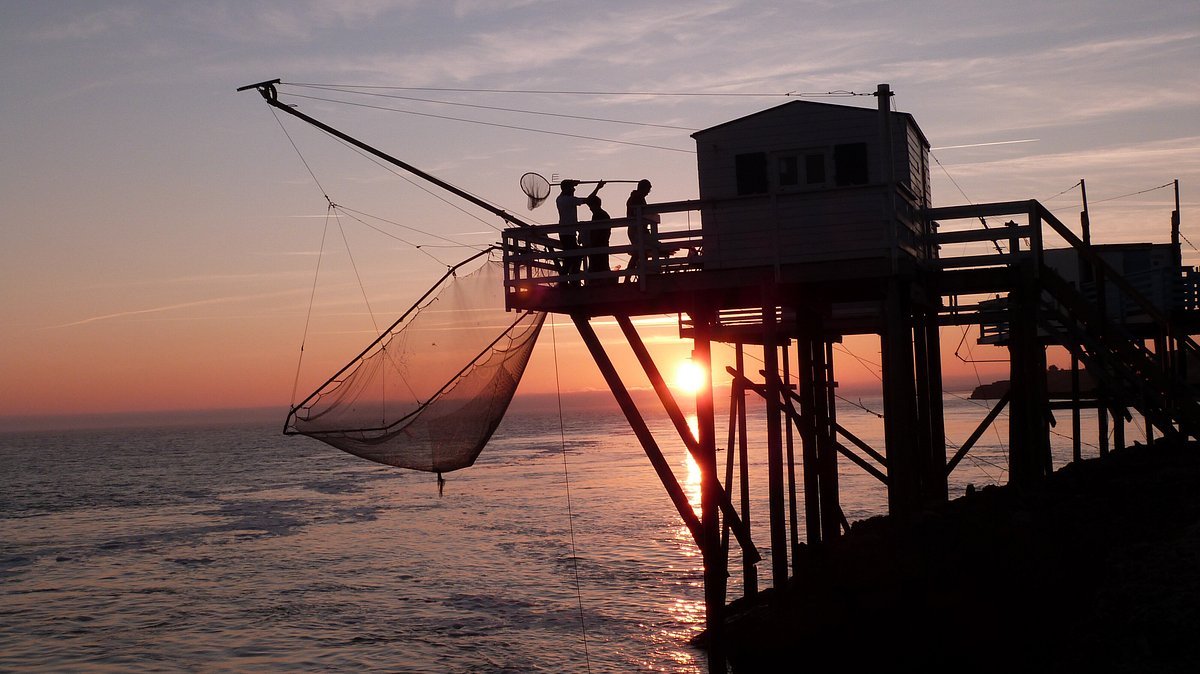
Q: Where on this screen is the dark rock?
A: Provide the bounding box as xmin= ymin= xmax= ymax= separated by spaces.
xmin=723 ymin=441 xmax=1200 ymax=673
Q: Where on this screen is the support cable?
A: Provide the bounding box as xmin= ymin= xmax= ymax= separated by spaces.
xmin=550 ymin=318 xmax=591 ymax=672
xmin=331 ymin=206 xmax=460 ymax=266
xmin=334 ymin=211 xmax=380 ymax=336
xmin=291 ymin=209 xmax=332 ymax=408
xmin=837 ymin=395 xmax=884 ymax=418
xmin=270 ymin=95 xmax=514 ymax=259
xmin=335 ymin=203 xmax=489 ymax=249
xmin=1042 ymin=180 xmax=1082 ymax=202
xmin=282 ymin=92 xmax=695 ymax=154
xmin=957 ymin=326 xmax=1010 ymax=458
xmin=286 ymin=83 xmax=701 ymax=131
xmin=832 ymin=344 xmax=883 ymax=382
xmin=323 ymin=132 xmax=513 ymax=232
xmin=931 ymin=152 xmax=1004 ymax=255
xmin=954 ymin=324 xmax=1007 ymax=364
xmin=945 ymin=433 xmax=1005 ymax=482
xmin=945 ymin=388 xmax=996 ymax=410
xmin=270 ymin=106 xmax=334 ymax=207
xmin=283 ymin=82 xmax=867 ymax=98
xmin=1051 ymin=427 xmax=1099 ymax=451
xmin=1181 ymin=232 xmax=1199 ymax=253
xmin=1092 ymin=181 xmax=1175 ymax=204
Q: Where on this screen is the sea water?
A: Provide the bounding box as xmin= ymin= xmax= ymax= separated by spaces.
xmin=0 ymin=396 xmax=1111 ymax=672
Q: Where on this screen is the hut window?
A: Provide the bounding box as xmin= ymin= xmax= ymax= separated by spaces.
xmin=735 ymin=152 xmax=769 ymax=195
xmin=834 ymin=143 xmax=869 ymax=186
xmin=778 ymin=155 xmax=799 ymax=187
xmin=776 ymin=151 xmax=828 ymax=191
xmin=805 ymin=152 xmax=827 ymax=185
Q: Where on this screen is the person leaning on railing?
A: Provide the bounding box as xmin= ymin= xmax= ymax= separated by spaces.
xmin=624 ymin=179 xmax=654 ymax=280
xmin=555 ymin=179 xmax=605 ymax=283
xmin=584 ymin=194 xmax=614 ymax=284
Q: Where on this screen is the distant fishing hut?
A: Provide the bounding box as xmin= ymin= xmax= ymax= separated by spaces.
xmin=502 ymin=84 xmax=1199 ymax=671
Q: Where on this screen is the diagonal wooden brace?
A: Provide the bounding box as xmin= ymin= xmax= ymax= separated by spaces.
xmin=572 ymin=315 xmax=704 ymax=550
xmin=615 ymin=315 xmax=761 ymax=564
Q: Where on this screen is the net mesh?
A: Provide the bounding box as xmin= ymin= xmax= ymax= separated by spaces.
xmin=286 ymin=256 xmax=545 ymax=473
xmin=520 ymin=172 xmax=551 ymax=209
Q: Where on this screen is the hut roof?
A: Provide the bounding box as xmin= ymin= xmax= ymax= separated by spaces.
xmin=691 ymin=99 xmax=929 ymax=149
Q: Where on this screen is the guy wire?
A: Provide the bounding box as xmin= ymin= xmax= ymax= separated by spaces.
xmin=291 ymin=208 xmax=332 ymax=409
xmin=550 ymin=317 xmax=592 ymax=672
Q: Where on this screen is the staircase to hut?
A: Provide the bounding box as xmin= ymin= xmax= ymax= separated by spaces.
xmin=1037 ymin=267 xmax=1200 ymax=439
xmin=930 ymin=200 xmax=1200 ymax=444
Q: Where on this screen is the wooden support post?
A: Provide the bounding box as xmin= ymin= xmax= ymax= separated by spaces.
xmin=798 ymin=332 xmax=822 ymax=545
xmin=913 ymin=311 xmax=933 ymax=495
xmin=723 ymin=380 xmax=737 ymax=558
xmin=692 ymin=310 xmax=726 ymax=674
xmin=814 ymin=337 xmax=841 ymax=540
xmin=1098 ymin=401 xmax=1111 ymax=457
xmin=881 ymin=279 xmax=920 ymax=515
xmin=1007 ymin=260 xmax=1050 ymax=487
xmin=1114 ymin=403 xmax=1125 ymax=452
xmin=762 ymin=294 xmax=789 ymax=589
xmin=1151 ymin=333 xmax=1169 ymax=446
xmin=1081 ymin=178 xmax=1091 ymax=245
xmin=735 ymin=345 xmax=756 ymax=597
xmin=1071 ymin=356 xmax=1082 ymax=462
xmin=913 ymin=303 xmax=947 ymax=503
xmin=1095 ymin=266 xmax=1110 ymax=457
xmin=571 ymin=315 xmax=704 ymax=548
xmin=783 ymin=343 xmax=801 ymax=572
xmin=1008 ymin=270 xmax=1032 ymax=485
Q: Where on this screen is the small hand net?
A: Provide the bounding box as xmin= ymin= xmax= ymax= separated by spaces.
xmin=286 ymin=254 xmax=545 ymax=473
xmin=520 ymin=172 xmax=552 ymax=210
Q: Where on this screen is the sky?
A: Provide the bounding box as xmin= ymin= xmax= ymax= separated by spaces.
xmin=2 ymin=0 xmax=1198 ymax=421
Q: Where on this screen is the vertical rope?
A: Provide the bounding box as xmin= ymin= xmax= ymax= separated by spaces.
xmin=330 ymin=209 xmax=381 ymax=335
xmin=550 ymin=317 xmax=591 ymax=672
xmin=291 ymin=209 xmax=333 ymax=408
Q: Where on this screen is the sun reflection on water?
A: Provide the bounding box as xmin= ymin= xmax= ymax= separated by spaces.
xmin=679 ymin=413 xmax=703 ymax=545
xmin=638 ymin=596 xmax=706 ymax=672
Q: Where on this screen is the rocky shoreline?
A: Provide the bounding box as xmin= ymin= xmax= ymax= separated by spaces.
xmin=721 ymin=440 xmax=1200 ymax=672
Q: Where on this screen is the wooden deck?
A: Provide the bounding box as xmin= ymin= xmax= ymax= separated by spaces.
xmin=502 ymin=199 xmax=915 ymax=328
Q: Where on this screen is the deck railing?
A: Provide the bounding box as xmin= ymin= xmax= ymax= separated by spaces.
xmin=502 ymin=200 xmax=705 ymax=301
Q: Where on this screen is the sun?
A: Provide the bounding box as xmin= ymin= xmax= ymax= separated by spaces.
xmin=674 ymin=358 xmax=707 ymax=396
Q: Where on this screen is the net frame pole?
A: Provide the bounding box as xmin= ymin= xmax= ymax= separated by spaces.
xmin=241 ymin=80 xmax=537 ymax=229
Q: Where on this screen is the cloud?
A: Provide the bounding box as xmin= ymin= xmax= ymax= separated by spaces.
xmin=450 ymin=0 xmax=548 ymax=19
xmin=180 ymin=0 xmax=419 ymax=43
xmin=27 ymin=6 xmax=139 ymax=41
xmin=255 ymin=1 xmax=748 ymax=87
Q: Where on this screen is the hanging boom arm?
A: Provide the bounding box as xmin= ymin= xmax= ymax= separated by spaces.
xmin=238 ymin=78 xmax=536 ymax=228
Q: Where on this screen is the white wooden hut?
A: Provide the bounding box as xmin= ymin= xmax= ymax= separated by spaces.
xmin=691 ymin=97 xmax=932 ymax=272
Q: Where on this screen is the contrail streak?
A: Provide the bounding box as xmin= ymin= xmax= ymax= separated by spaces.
xmin=45 ymin=290 xmax=301 ymax=329
xmin=931 ymin=138 xmax=1039 ymax=151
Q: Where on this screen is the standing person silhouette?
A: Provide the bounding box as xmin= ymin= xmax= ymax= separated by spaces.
xmin=624 ymin=179 xmax=653 ymax=280
xmin=555 ymin=179 xmax=604 ymax=282
xmin=584 ymin=194 xmax=612 ymax=283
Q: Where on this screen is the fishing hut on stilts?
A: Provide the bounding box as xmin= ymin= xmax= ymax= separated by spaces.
xmin=502 ymin=84 xmax=1200 ymax=671
xmin=242 ymin=78 xmax=1199 ymax=673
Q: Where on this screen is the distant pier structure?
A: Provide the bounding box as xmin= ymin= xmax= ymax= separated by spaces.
xmin=502 ymin=84 xmax=1200 ymax=671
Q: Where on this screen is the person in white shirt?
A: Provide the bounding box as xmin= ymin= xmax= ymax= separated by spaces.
xmin=555 ymin=179 xmax=605 ymax=281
